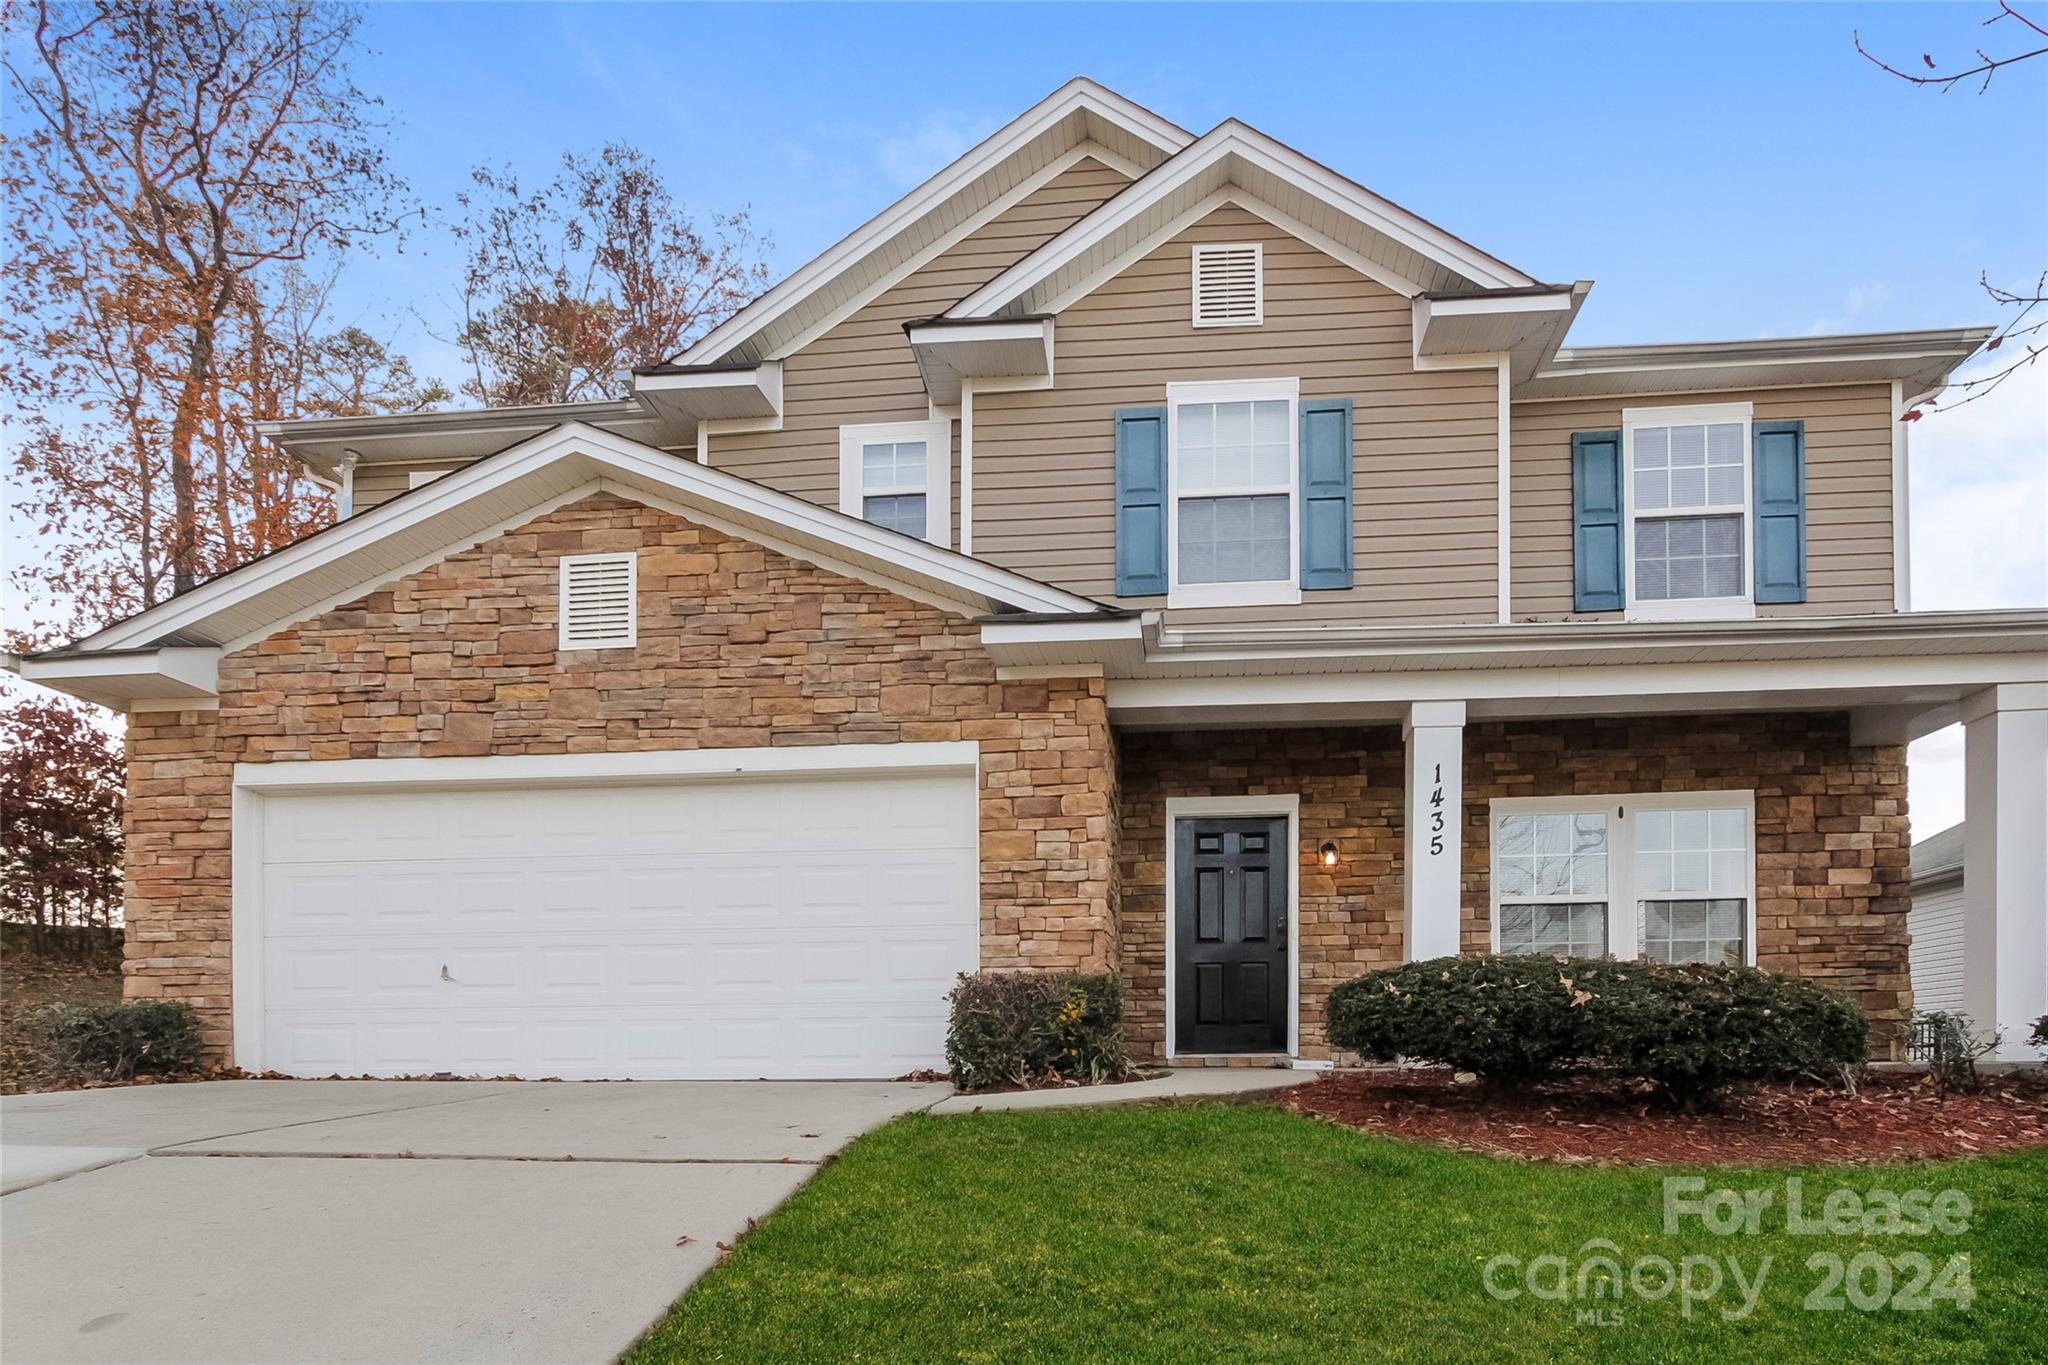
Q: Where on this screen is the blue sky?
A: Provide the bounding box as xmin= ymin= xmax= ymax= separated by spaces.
xmin=338 ymin=1 xmax=2046 ymax=374
xmin=9 ymin=2 xmax=2046 ymax=828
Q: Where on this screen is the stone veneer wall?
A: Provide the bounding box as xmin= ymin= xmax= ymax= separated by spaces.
xmin=1117 ymin=715 xmax=1910 ymax=1063
xmin=1116 ymin=728 xmax=1407 ymax=1062
xmin=1462 ymin=714 xmax=1912 ymax=1039
xmin=121 ymin=493 xmax=1119 ymax=1056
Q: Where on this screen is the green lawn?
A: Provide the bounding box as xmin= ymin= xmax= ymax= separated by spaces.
xmin=627 ymin=1103 xmax=2048 ymax=1364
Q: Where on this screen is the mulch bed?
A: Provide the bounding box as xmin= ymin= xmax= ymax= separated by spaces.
xmin=1281 ymin=1068 xmax=2048 ymax=1166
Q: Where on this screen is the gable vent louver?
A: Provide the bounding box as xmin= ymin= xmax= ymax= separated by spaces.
xmin=558 ymin=552 xmax=638 ymax=650
xmin=1192 ymin=243 xmax=1263 ymax=327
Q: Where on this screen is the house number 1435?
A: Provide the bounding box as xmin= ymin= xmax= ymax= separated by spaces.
xmin=1428 ymin=763 xmax=1446 ymax=857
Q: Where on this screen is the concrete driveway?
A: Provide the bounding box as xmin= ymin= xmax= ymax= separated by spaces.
xmin=1 ymin=1079 xmax=945 ymax=1365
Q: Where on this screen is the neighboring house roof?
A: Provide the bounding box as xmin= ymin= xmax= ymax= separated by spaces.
xmin=1912 ymin=823 xmax=1966 ymax=885
xmin=17 ymin=423 xmax=1111 ymax=706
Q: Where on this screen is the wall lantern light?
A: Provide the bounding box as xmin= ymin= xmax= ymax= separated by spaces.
xmin=1319 ymin=842 xmax=1339 ymax=867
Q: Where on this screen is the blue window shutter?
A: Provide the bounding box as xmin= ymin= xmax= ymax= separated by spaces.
xmin=1298 ymin=398 xmax=1354 ymax=590
xmin=1753 ymin=420 xmax=1807 ymax=604
xmin=1571 ymin=430 xmax=1624 ymax=612
xmin=1114 ymin=407 xmax=1168 ymax=596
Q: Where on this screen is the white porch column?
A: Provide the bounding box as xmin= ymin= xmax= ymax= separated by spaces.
xmin=1959 ymin=683 xmax=2048 ymax=1062
xmin=1404 ymin=701 xmax=1467 ymax=961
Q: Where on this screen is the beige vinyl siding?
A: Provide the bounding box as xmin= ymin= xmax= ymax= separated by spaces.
xmin=711 ymin=158 xmax=1131 ymax=540
xmin=1908 ymin=876 xmax=1967 ymax=1015
xmin=973 ymin=205 xmax=1500 ymax=623
xmin=351 ymin=462 xmax=472 ymax=515
xmin=1509 ymin=383 xmax=1896 ymax=619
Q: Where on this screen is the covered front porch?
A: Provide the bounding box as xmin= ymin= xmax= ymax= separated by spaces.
xmin=984 ymin=608 xmax=2048 ymax=1065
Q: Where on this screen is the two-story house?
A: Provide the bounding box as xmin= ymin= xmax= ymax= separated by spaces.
xmin=17 ymin=79 xmax=2045 ymax=1077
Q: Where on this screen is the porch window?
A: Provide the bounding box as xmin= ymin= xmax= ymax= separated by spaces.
xmin=1494 ymin=811 xmax=1609 ymax=956
xmin=1166 ymin=377 xmax=1300 ymax=608
xmin=1624 ymin=402 xmax=1752 ymax=620
xmin=1489 ymin=794 xmax=1754 ymax=964
xmin=1634 ymin=807 xmax=1751 ymax=965
xmin=838 ymin=419 xmax=949 ymax=547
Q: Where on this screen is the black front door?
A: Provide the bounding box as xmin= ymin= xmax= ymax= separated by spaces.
xmin=1174 ymin=817 xmax=1289 ymax=1053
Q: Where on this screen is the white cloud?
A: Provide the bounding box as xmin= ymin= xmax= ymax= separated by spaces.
xmin=875 ymin=111 xmax=997 ymax=189
xmin=1807 ymin=281 xmax=1894 ymax=336
xmin=1905 ymin=354 xmax=2047 ymax=845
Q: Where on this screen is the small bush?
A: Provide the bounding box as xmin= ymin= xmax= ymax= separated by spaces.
xmin=2031 ymin=1016 xmax=2047 ymax=1050
xmin=1325 ymin=956 xmax=1867 ymax=1104
xmin=1325 ymin=956 xmax=1596 ymax=1087
xmin=1580 ymin=961 xmax=1867 ymax=1106
xmin=34 ymin=1001 xmax=203 ymax=1082
xmin=1908 ymin=1010 xmax=2000 ymax=1093
xmin=945 ymin=971 xmax=1127 ymax=1092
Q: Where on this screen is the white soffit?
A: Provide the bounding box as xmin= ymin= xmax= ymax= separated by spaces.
xmin=666 ymin=79 xmax=1190 ymax=370
xmin=257 ymin=400 xmax=668 ymax=482
xmin=630 ymin=361 xmax=783 ymax=423
xmin=1413 ymin=284 xmax=1589 ymax=380
xmin=14 ymin=646 xmax=222 ymax=710
xmin=1519 ymin=328 xmax=1993 ymax=401
xmin=48 ymin=422 xmax=1105 ymax=661
xmin=949 ymin=121 xmax=1537 ymax=320
xmin=905 ymin=318 xmax=1055 ymax=406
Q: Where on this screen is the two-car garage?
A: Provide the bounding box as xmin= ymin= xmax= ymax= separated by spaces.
xmin=235 ymin=746 xmax=981 ymax=1080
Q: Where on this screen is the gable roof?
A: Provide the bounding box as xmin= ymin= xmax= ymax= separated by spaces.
xmin=948 ymin=119 xmax=1538 ymax=321
xmin=666 ymin=78 xmax=1191 ymax=370
xmin=35 ymin=423 xmax=1110 ymax=667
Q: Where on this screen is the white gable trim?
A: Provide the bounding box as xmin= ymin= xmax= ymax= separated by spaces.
xmin=67 ymin=422 xmax=1104 ymax=658
xmin=1033 ymin=187 xmax=1427 ymax=319
xmin=764 ymin=142 xmax=1134 ymax=364
xmin=951 ymin=122 xmax=1533 ymax=321
xmin=669 ymin=80 xmax=1189 ymax=369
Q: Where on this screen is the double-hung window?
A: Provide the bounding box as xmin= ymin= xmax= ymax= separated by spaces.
xmin=1166 ymin=377 xmax=1300 ymax=608
xmin=839 ymin=419 xmax=950 ymax=547
xmin=1624 ymin=402 xmax=1753 ymax=620
xmin=1489 ymin=792 xmax=1756 ymax=965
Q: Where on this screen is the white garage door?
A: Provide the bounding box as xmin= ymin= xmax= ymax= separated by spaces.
xmin=250 ymin=764 xmax=978 ymax=1079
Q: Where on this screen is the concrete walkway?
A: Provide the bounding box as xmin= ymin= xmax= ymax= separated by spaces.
xmin=928 ymin=1066 xmax=1316 ymax=1113
xmin=1 ymin=1079 xmax=943 ymax=1365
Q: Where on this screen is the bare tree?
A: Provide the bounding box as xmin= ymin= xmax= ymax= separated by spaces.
xmin=1857 ymin=2 xmax=2047 ymax=415
xmin=6 ymin=0 xmax=411 ymax=593
xmin=450 ymin=143 xmax=771 ymax=406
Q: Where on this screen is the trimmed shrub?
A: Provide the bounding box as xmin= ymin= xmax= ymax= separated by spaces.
xmin=1325 ymin=956 xmax=1868 ymax=1103
xmin=1326 ymin=956 xmax=1598 ymax=1087
xmin=34 ymin=1001 xmax=203 ymax=1082
xmin=2031 ymin=1016 xmax=2048 ymax=1050
xmin=1577 ymin=961 xmax=1867 ymax=1106
xmin=945 ymin=972 xmax=1127 ymax=1092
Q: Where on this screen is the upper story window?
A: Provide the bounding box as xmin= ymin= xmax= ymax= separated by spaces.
xmin=1490 ymin=793 xmax=1755 ymax=966
xmin=1166 ymin=377 xmax=1300 ymax=609
xmin=1192 ymin=243 xmax=1263 ymax=327
xmin=1624 ymin=402 xmax=1753 ymax=621
xmin=558 ymin=552 xmax=637 ymax=651
xmin=838 ymin=419 xmax=949 ymax=547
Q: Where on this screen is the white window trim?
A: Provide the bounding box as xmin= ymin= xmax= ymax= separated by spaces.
xmin=838 ymin=419 xmax=951 ymax=549
xmin=1487 ymin=790 xmax=1758 ymax=966
xmin=1621 ymin=401 xmax=1755 ymax=623
xmin=1165 ymin=376 xmax=1303 ymax=609
xmin=1191 ymin=242 xmax=1264 ymax=328
xmin=1163 ymin=793 xmax=1300 ymax=1061
xmin=557 ymin=551 xmax=638 ymax=651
